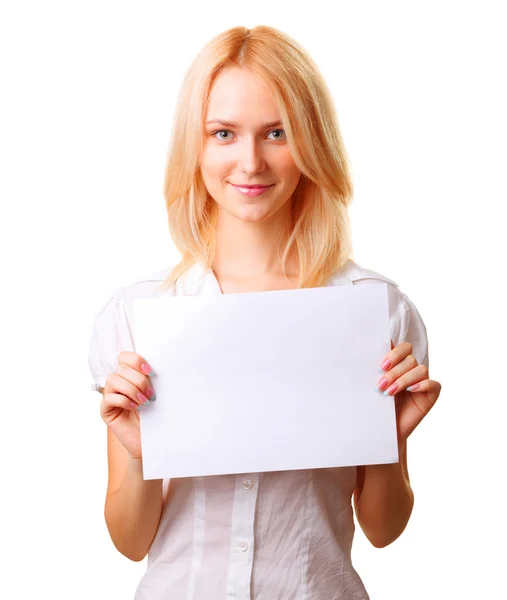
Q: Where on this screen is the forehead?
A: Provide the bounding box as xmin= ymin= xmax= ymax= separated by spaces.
xmin=205 ymin=68 xmax=280 ymax=124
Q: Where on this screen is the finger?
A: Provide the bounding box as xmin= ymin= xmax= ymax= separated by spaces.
xmin=376 ymin=354 xmax=420 ymax=390
xmin=406 ymin=379 xmax=441 ymax=394
xmin=118 ymin=362 xmax=156 ymax=401
xmin=105 ymin=371 xmax=152 ymax=407
xmin=116 ymin=352 xmax=156 ymax=400
xmin=100 ymin=392 xmax=140 ymax=421
xmin=118 ymin=351 xmax=155 ymax=376
xmin=377 ymin=364 xmax=428 ymax=396
xmin=380 ymin=341 xmax=413 ymax=372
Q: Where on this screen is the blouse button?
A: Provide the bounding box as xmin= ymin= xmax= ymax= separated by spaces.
xmin=238 ymin=541 xmax=248 ymax=552
xmin=242 ymin=479 xmax=253 ymax=490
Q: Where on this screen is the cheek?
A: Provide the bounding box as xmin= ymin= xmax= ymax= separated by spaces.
xmin=276 ymin=150 xmax=300 ymax=178
xmin=201 ymin=149 xmax=230 ymax=181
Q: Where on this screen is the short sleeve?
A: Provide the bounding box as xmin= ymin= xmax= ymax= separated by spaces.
xmin=88 ymin=290 xmax=135 ymax=393
xmin=390 ymin=292 xmax=429 ymax=369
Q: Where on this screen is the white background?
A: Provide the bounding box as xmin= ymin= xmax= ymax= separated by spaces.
xmin=1 ymin=1 xmax=505 ymax=598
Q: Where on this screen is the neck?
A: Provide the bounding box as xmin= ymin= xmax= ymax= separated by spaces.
xmin=212 ymin=204 xmax=298 ymax=279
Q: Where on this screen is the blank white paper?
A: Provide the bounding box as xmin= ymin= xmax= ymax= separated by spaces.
xmin=132 ymin=283 xmax=398 ymax=480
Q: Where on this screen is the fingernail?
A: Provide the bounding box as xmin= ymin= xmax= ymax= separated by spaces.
xmin=376 ymin=377 xmax=388 ymax=391
xmin=141 ymin=363 xmax=153 ymax=375
xmin=383 ymin=383 xmax=398 ymax=396
xmin=407 ymin=384 xmax=420 ymax=392
xmin=137 ymin=391 xmax=149 ymax=404
xmin=380 ymin=359 xmax=391 ymax=371
xmin=146 ymin=386 xmax=155 ymax=399
xmin=137 ymin=399 xmax=151 ymax=409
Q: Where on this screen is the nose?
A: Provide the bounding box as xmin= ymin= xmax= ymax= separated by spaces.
xmin=237 ymin=137 xmax=266 ymax=175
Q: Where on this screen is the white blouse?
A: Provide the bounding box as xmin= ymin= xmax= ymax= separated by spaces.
xmin=88 ymin=258 xmax=429 ymax=600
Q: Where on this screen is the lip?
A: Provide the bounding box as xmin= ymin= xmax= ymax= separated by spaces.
xmin=230 ymin=183 xmax=274 ymax=188
xmin=230 ymin=183 xmax=274 ymax=197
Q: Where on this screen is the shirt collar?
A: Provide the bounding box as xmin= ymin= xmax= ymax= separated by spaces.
xmin=180 ymin=258 xmax=354 ymax=296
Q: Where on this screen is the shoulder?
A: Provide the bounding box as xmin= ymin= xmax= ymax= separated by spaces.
xmin=343 ymin=260 xmax=429 ymax=366
xmin=114 ymin=262 xmax=182 ymax=309
xmin=88 ymin=261 xmax=191 ymax=391
xmin=90 ymin=264 xmax=179 ymax=328
xmin=340 ymin=259 xmax=403 ymax=318
xmin=344 ymin=259 xmax=399 ymax=288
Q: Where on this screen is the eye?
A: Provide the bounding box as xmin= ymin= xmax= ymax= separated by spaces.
xmin=267 ymin=129 xmax=286 ymax=140
xmin=213 ymin=130 xmax=233 ymax=141
xmin=211 ymin=128 xmax=286 ymax=142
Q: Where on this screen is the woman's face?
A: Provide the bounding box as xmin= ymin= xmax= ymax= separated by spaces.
xmin=201 ymin=67 xmax=301 ymax=224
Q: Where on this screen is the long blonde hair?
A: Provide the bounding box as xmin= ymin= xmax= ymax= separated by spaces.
xmin=157 ymin=25 xmax=354 ymax=292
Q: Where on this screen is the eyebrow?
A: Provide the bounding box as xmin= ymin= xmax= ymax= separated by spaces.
xmin=204 ymin=119 xmax=283 ymax=129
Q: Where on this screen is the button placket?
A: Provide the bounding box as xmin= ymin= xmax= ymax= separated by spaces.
xmin=225 ymin=473 xmax=260 ymax=600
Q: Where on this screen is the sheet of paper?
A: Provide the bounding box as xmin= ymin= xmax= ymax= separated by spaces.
xmin=132 ymin=283 xmax=398 ymax=480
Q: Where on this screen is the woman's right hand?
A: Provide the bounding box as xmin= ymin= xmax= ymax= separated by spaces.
xmin=99 ymin=351 xmax=156 ymax=460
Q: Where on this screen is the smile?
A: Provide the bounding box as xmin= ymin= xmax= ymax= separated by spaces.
xmin=230 ymin=183 xmax=275 ymax=197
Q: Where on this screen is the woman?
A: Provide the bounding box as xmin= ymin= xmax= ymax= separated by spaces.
xmin=88 ymin=25 xmax=441 ymax=600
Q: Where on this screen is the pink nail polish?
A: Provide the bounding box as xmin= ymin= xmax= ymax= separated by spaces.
xmin=380 ymin=359 xmax=391 ymax=371
xmin=377 ymin=377 xmax=388 ymax=391
xmin=137 ymin=391 xmax=149 ymax=404
xmin=141 ymin=363 xmax=152 ymax=375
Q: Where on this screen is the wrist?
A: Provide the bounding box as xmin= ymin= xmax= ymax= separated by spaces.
xmin=127 ymin=454 xmax=143 ymax=467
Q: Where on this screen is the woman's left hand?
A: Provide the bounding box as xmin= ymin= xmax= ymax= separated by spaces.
xmin=376 ymin=340 xmax=442 ymax=444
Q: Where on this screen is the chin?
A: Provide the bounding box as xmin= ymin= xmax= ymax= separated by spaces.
xmin=236 ymin=207 xmax=272 ymax=223
xmin=220 ymin=202 xmax=273 ymax=223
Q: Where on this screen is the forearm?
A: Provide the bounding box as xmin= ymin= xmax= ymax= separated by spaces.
xmin=356 ymin=441 xmax=414 ymax=548
xmin=104 ymin=456 xmax=164 ymax=561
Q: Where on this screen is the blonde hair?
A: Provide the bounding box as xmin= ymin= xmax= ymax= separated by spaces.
xmin=157 ymin=25 xmax=354 ymax=292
